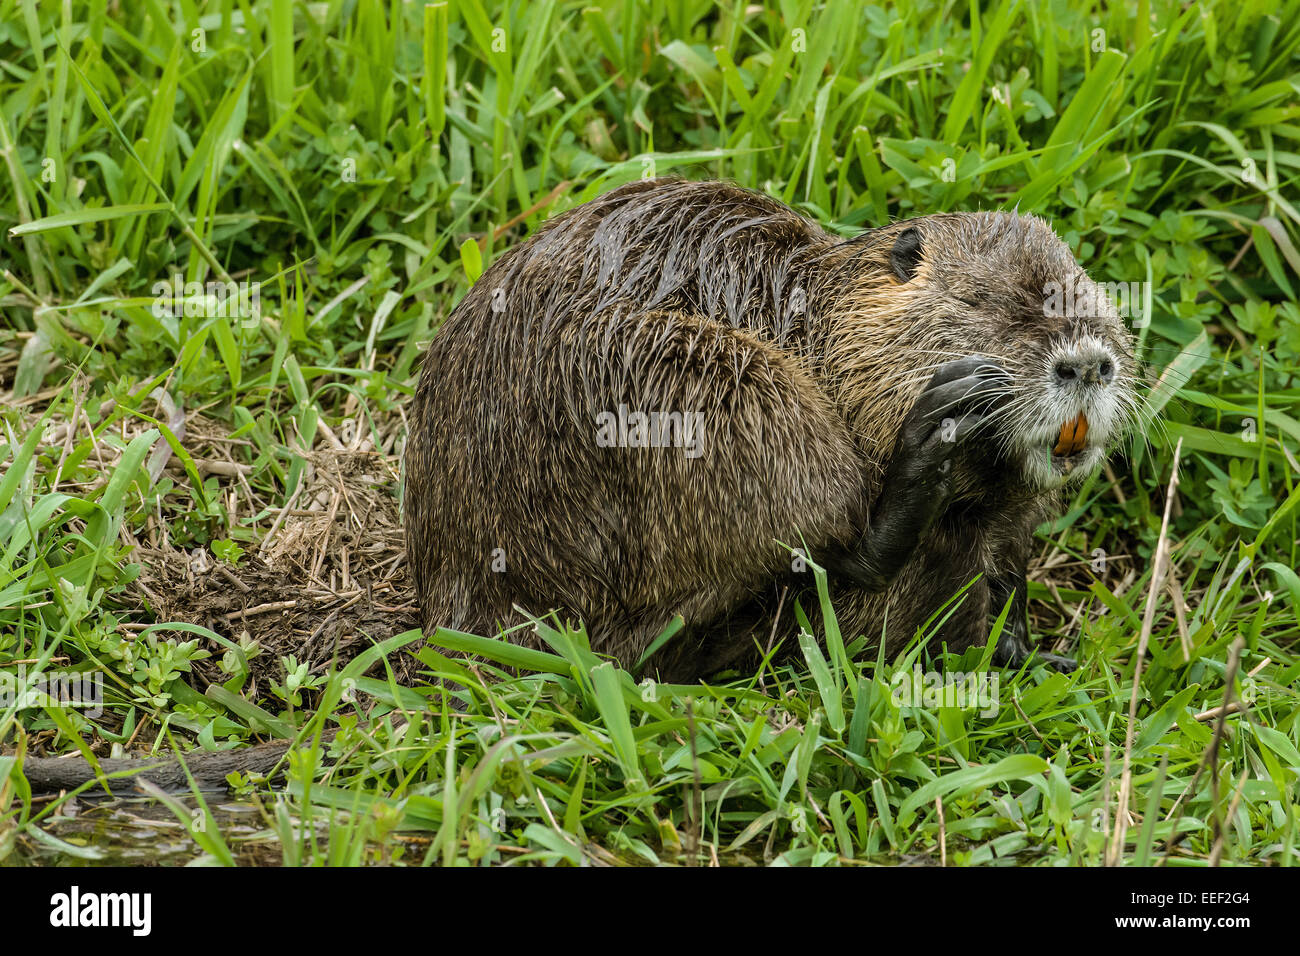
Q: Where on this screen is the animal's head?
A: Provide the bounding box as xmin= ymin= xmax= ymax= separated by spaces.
xmin=856 ymin=211 xmax=1140 ymax=491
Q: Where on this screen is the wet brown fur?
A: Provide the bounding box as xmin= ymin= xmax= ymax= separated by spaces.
xmin=405 ymin=179 xmax=1137 ymax=679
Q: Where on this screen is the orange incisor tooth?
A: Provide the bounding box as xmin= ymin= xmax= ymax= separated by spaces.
xmin=1052 ymin=412 xmax=1090 ymax=456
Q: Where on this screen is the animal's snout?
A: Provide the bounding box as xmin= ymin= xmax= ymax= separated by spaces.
xmin=1052 ymin=347 xmax=1115 ymax=387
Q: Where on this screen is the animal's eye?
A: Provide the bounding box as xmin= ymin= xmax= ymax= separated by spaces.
xmin=957 ymin=295 xmax=983 ymax=308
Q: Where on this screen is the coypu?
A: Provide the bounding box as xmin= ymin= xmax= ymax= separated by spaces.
xmin=18 ymin=179 xmax=1137 ymax=795
xmin=405 ymin=178 xmax=1138 ymax=679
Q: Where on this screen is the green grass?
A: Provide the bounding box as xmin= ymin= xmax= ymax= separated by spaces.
xmin=2 ymin=0 xmax=1300 ymax=865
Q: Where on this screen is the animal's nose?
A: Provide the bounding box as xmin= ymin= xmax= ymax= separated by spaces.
xmin=1054 ymin=352 xmax=1115 ymax=386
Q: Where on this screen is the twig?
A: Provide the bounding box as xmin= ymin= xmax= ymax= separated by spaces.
xmin=1209 ymin=768 xmax=1250 ymax=866
xmin=1109 ymin=438 xmax=1182 ymax=865
xmin=225 ymin=600 xmax=297 ymax=622
xmin=936 ymin=795 xmax=947 ymax=867
xmin=1011 ymin=692 xmax=1047 ymax=746
xmin=1160 ymin=635 xmax=1247 ymax=863
xmin=685 ymin=700 xmax=703 ymax=866
xmin=259 ymin=480 xmax=305 ymax=556
xmin=1195 ymin=702 xmax=1244 ymax=722
xmin=216 ymin=563 xmax=252 ymax=594
xmin=1166 ymin=567 xmax=1192 ymax=662
xmin=758 ymin=586 xmax=789 ymax=695
xmin=1102 ymin=461 xmax=1128 ymax=505
xmin=479 ymin=180 xmax=572 ymax=249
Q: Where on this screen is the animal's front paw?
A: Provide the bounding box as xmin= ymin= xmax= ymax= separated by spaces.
xmin=899 ymin=354 xmax=1012 ymax=462
xmin=881 ymin=356 xmax=1012 ymax=519
xmin=833 ymin=357 xmax=1015 ymax=592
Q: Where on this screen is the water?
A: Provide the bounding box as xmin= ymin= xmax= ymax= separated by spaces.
xmin=5 ymin=796 xmax=282 ymax=866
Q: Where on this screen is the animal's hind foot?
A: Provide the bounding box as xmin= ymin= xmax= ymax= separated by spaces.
xmin=992 ymin=636 xmax=1076 ymax=672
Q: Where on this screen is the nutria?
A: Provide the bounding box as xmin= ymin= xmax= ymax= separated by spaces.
xmin=18 ymin=179 xmax=1137 ymax=795
xmin=405 ymin=178 xmax=1138 ymax=679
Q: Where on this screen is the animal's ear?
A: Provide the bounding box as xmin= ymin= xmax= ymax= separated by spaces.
xmin=890 ymin=226 xmax=923 ymax=283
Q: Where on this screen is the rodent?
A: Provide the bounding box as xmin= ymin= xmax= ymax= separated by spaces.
xmin=405 ymin=178 xmax=1138 ymax=680
xmin=20 ymin=179 xmax=1137 ymax=794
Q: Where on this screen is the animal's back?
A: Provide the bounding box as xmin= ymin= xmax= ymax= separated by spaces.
xmin=405 ymin=179 xmax=864 ymax=673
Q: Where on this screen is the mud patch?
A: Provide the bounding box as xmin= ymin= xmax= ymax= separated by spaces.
xmin=5 ymin=382 xmax=423 ymax=706
xmin=122 ymin=429 xmax=423 ymax=690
